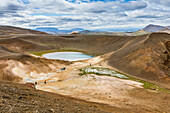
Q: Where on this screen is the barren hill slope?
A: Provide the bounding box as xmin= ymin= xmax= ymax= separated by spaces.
xmin=0 ymin=26 xmax=48 ymax=35
xmin=0 ymin=34 xmax=135 ymax=55
xmin=0 ymin=31 xmax=169 ymax=88
xmin=0 ymin=27 xmax=170 ymax=112
xmin=108 ymin=33 xmax=170 ymax=88
xmin=0 ymin=81 xmax=119 ymax=113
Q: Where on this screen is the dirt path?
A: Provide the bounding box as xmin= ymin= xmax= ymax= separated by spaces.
xmin=1 ymin=52 xmax=170 ymax=112
xmin=1 ymin=81 xmax=128 ymax=113
xmin=33 ymin=53 xmax=170 ymax=112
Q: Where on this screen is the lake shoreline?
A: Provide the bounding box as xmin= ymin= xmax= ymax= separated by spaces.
xmin=42 ymin=51 xmax=93 ymax=61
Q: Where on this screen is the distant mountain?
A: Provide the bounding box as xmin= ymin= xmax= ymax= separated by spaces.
xmin=143 ymin=24 xmax=170 ymax=32
xmin=78 ymin=30 xmax=93 ymax=34
xmin=70 ymin=28 xmax=84 ymax=31
xmin=143 ymin=24 xmax=165 ymax=32
xmin=78 ymin=30 xmax=149 ymax=36
xmin=35 ymin=27 xmax=84 ymax=34
xmin=36 ymin=27 xmax=59 ymax=31
xmin=78 ymin=30 xmax=110 ymax=35
xmin=35 ymin=27 xmax=60 ymax=34
xmin=34 ymin=25 xmax=170 ymax=35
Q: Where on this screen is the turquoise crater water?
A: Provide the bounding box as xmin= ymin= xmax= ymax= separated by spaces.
xmin=42 ymin=52 xmax=93 ymax=61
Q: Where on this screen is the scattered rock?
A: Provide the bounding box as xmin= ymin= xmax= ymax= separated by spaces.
xmin=49 ymin=109 xmax=55 ymax=112
xmin=25 ymin=83 xmax=36 ymax=89
xmin=2 ymin=95 xmax=10 ymax=99
xmin=32 ymin=100 xmax=38 ymax=105
xmin=18 ymin=96 xmax=23 ymax=99
xmin=2 ymin=99 xmax=6 ymax=104
xmin=77 ymin=109 xmax=81 ymax=111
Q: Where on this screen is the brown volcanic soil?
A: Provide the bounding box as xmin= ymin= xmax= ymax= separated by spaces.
xmin=0 ymin=32 xmax=169 ymax=88
xmin=0 ymin=80 xmax=170 ymax=113
xmin=0 ymin=52 xmax=69 ymax=82
xmin=0 ymin=26 xmax=170 ymax=112
xmin=0 ymin=34 xmax=135 ymax=55
xmin=0 ymin=25 xmax=48 ymax=35
xmin=0 ymin=81 xmax=125 ymax=113
xmin=108 ymin=33 xmax=170 ymax=88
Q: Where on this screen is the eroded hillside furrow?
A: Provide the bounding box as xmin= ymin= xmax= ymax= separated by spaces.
xmin=0 ymin=32 xmax=169 ymax=89
xmin=164 ymin=41 xmax=170 ymax=67
xmin=1 ymin=26 xmax=170 ymax=113
xmin=163 ymin=41 xmax=170 ymax=77
xmin=0 ymin=38 xmax=48 ymax=52
xmin=0 ymin=54 xmax=69 ymax=83
xmin=0 ymin=25 xmax=48 ymax=35
xmin=108 ymin=33 xmax=170 ymax=88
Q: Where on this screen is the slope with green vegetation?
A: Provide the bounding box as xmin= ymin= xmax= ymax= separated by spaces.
xmin=79 ymin=67 xmax=170 ymax=93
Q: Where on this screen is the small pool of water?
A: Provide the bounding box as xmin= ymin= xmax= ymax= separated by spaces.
xmin=42 ymin=52 xmax=93 ymax=61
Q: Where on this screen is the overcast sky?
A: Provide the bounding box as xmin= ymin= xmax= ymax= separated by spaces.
xmin=0 ymin=0 xmax=169 ymax=31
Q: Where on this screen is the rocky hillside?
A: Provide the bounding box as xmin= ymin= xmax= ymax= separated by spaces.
xmin=0 ymin=26 xmax=48 ymax=35
xmin=0 ymin=81 xmax=118 ymax=113
xmin=0 ymin=26 xmax=169 ymax=89
xmin=108 ymin=33 xmax=170 ymax=88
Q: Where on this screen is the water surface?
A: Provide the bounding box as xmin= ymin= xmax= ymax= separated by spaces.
xmin=42 ymin=52 xmax=93 ymax=61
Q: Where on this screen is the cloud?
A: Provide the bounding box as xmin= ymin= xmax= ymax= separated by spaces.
xmin=135 ymin=15 xmax=160 ymax=18
xmin=61 ymin=18 xmax=81 ymax=22
xmin=118 ymin=1 xmax=147 ymax=10
xmin=145 ymin=0 xmax=170 ymax=7
xmin=0 ymin=0 xmax=23 ymax=17
xmin=0 ymin=0 xmax=169 ymax=31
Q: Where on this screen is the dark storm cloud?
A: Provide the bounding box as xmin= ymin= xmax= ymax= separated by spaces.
xmin=61 ymin=17 xmax=94 ymax=22
xmin=61 ymin=18 xmax=81 ymax=22
xmin=0 ymin=12 xmax=4 ymax=16
xmin=16 ymin=20 xmax=30 ymax=24
xmin=135 ymin=15 xmax=159 ymax=18
xmin=89 ymin=9 xmax=107 ymax=13
xmin=0 ymin=3 xmax=23 ymax=17
xmin=11 ymin=14 xmax=23 ymax=17
xmin=0 ymin=0 xmax=169 ymax=30
xmin=120 ymin=1 xmax=147 ymax=10
xmin=60 ymin=7 xmax=76 ymax=12
xmin=78 ymin=1 xmax=148 ymax=15
xmin=44 ymin=22 xmax=54 ymax=24
xmin=7 ymin=4 xmax=20 ymax=10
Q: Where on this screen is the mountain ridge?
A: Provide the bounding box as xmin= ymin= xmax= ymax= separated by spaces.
xmin=143 ymin=24 xmax=170 ymax=32
xmin=35 ymin=27 xmax=84 ymax=34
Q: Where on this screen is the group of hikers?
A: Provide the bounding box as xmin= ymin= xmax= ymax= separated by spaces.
xmin=33 ymin=58 xmax=108 ymax=86
xmin=34 ymin=80 xmax=47 ymax=85
xmin=33 ymin=61 xmax=97 ymax=85
xmin=34 ymin=67 xmax=67 ymax=85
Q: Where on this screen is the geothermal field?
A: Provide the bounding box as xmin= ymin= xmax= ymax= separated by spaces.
xmin=0 ymin=25 xmax=170 ymax=113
